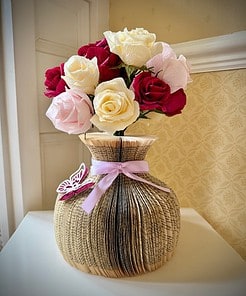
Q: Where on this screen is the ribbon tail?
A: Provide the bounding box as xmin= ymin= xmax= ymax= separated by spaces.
xmin=82 ymin=172 xmax=118 ymax=214
xmin=124 ymin=172 xmax=171 ymax=193
xmin=82 ymin=184 xmax=104 ymax=214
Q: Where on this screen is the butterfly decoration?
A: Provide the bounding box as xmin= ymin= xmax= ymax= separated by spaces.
xmin=56 ymin=163 xmax=94 ymax=201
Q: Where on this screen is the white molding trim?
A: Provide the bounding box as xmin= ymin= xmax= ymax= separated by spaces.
xmin=89 ymin=0 xmax=109 ymax=41
xmin=1 ymin=0 xmax=24 ymax=230
xmin=35 ymin=1 xmax=110 ymax=57
xmin=36 ymin=38 xmax=77 ymax=58
xmin=171 ymin=31 xmax=246 ymax=73
xmin=11 ymin=0 xmax=43 ymax=216
xmin=0 ymin=112 xmax=10 ymax=248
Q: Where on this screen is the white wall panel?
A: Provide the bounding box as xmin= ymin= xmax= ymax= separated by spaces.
xmin=35 ymin=0 xmax=95 ymax=209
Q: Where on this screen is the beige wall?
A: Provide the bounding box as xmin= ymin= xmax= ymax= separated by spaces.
xmin=127 ymin=69 xmax=246 ymax=259
xmin=109 ymin=0 xmax=246 ymax=43
xmin=109 ymin=1 xmax=246 ymax=260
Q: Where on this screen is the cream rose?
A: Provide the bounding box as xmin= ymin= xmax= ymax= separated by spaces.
xmin=62 ymin=55 xmax=99 ymax=94
xmin=90 ymin=77 xmax=140 ymax=134
xmin=104 ymin=28 xmax=162 ymax=67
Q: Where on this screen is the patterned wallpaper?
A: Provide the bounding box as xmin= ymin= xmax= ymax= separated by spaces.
xmin=127 ymin=68 xmax=246 ymax=260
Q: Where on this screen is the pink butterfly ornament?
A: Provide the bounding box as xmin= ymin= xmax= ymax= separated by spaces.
xmin=56 ymin=163 xmax=94 ymax=201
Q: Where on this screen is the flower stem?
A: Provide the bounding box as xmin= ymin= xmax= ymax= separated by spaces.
xmin=139 ymin=110 xmax=152 ymax=119
xmin=114 ymin=130 xmax=125 ymax=136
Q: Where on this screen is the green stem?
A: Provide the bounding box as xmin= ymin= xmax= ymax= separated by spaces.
xmin=138 ymin=110 xmax=152 ymax=119
xmin=114 ymin=130 xmax=125 ymax=136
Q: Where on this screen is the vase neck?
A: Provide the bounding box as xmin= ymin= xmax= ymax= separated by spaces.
xmin=86 ymin=139 xmax=150 ymax=162
xmin=80 ymin=133 xmax=156 ymax=162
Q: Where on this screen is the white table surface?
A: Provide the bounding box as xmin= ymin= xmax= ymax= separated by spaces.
xmin=0 ymin=208 xmax=245 ymax=296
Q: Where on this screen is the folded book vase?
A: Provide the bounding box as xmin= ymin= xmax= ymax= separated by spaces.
xmin=54 ymin=132 xmax=180 ymax=278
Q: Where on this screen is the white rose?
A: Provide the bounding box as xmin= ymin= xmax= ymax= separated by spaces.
xmin=90 ymin=77 xmax=140 ymax=134
xmin=104 ymin=28 xmax=162 ymax=67
xmin=62 ymin=55 xmax=99 ymax=94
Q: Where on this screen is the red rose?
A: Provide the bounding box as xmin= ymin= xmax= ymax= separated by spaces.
xmin=78 ymin=38 xmax=122 ymax=82
xmin=44 ymin=63 xmax=66 ymax=99
xmin=132 ymin=71 xmax=186 ymax=116
xmin=162 ymin=89 xmax=186 ymax=116
xmin=132 ymin=72 xmax=170 ymax=111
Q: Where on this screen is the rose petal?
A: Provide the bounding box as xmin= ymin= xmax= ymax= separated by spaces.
xmin=46 ymin=89 xmax=94 ymax=134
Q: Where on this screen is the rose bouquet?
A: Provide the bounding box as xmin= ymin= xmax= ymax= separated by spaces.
xmin=44 ymin=28 xmax=191 ymax=136
xmin=48 ymin=28 xmax=191 ymax=277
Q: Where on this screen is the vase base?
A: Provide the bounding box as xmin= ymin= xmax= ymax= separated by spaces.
xmin=62 ymin=250 xmax=175 ymax=278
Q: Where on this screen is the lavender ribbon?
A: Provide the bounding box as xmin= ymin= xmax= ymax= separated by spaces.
xmin=82 ymin=159 xmax=171 ymax=214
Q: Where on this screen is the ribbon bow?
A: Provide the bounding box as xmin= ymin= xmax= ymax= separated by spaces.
xmin=82 ymin=159 xmax=170 ymax=214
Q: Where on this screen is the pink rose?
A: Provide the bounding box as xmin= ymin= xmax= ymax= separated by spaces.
xmin=132 ymin=71 xmax=186 ymax=116
xmin=44 ymin=63 xmax=67 ymax=98
xmin=46 ymin=89 xmax=94 ymax=134
xmin=146 ymin=43 xmax=191 ymax=93
xmin=78 ymin=38 xmax=122 ymax=82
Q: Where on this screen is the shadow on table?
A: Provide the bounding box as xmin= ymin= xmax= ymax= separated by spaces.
xmin=86 ymin=220 xmax=246 ymax=295
xmin=119 ymin=219 xmax=246 ymax=284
